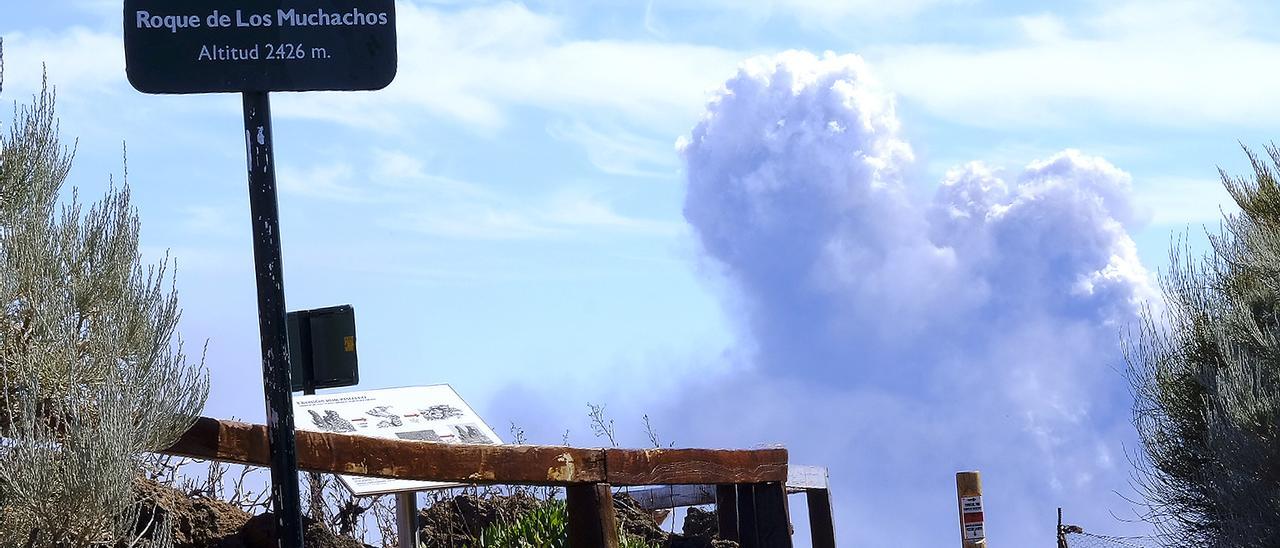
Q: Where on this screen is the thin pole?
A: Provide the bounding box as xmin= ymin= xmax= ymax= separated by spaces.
xmin=242 ymin=90 xmax=304 ymax=548
xmin=1057 ymin=508 xmax=1068 ymax=548
xmin=396 ymin=492 xmax=418 ymax=548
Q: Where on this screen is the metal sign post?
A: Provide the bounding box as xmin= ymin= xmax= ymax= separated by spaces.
xmin=123 ymin=2 xmax=397 ymax=545
xmin=242 ymin=89 xmax=304 ymax=547
xmin=395 ymin=492 xmax=418 ymax=548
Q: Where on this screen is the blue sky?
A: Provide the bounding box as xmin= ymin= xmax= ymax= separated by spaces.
xmin=4 ymin=0 xmax=1278 ymax=546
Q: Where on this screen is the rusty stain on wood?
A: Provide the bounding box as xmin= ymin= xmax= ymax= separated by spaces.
xmin=163 ymin=417 xmax=788 ymax=487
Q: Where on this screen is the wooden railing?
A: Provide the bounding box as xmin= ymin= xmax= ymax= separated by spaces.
xmin=162 ymin=417 xmax=830 ymax=548
xmin=625 ymin=465 xmax=836 ymax=548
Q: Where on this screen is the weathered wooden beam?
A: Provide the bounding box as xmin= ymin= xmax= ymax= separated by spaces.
xmin=604 ymin=447 xmax=788 ymax=485
xmin=162 ymin=417 xmax=791 ymax=487
xmin=806 ymin=489 xmax=837 ymax=548
xmin=754 ymin=482 xmax=793 ymax=548
xmin=716 ymin=484 xmax=740 ymax=542
xmin=566 ymin=483 xmax=620 ymax=548
xmin=164 ymin=417 xmax=605 ymax=485
xmin=785 ymin=465 xmax=828 ymax=491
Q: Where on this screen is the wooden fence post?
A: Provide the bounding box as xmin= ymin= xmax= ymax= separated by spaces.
xmin=737 ymin=484 xmax=759 ymax=548
xmin=716 ymin=484 xmax=740 ymax=542
xmin=806 ymin=488 xmax=837 ymax=548
xmin=956 ymin=471 xmax=986 ymax=547
xmin=566 ymin=483 xmax=620 ymax=548
xmin=754 ymin=481 xmax=794 ymax=548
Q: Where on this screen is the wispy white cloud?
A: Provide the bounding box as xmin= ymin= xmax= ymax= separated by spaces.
xmin=276 ymin=2 xmax=744 ymax=133
xmin=278 ymin=162 xmax=367 ymax=203
xmin=546 ymin=121 xmax=679 ymax=178
xmin=371 ymin=148 xmax=429 ymax=181
xmin=870 ymin=0 xmax=1280 ymax=129
xmin=386 ymin=191 xmax=681 ymax=241
xmin=1134 ymin=176 xmax=1239 ymax=225
xmin=771 ymin=0 xmax=965 ymax=20
xmin=392 ymin=206 xmax=567 ymax=241
xmin=663 ymin=0 xmax=966 ymax=24
xmin=1 ymin=27 xmax=121 ymax=96
xmin=277 ymin=149 xmax=679 ymax=241
xmin=543 ymin=192 xmax=682 ymax=235
xmin=179 ymin=205 xmax=242 ymax=238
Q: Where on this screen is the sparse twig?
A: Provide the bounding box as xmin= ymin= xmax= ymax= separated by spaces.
xmin=587 ymin=403 xmax=618 ymax=448
xmin=641 ymin=414 xmax=673 ymax=448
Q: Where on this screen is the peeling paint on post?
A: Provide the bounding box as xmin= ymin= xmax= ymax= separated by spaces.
xmin=243 ymin=91 xmax=304 ymax=548
xmin=548 ymin=452 xmax=577 ymax=482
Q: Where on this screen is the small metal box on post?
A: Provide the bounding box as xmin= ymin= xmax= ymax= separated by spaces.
xmin=287 ymin=305 xmax=359 ymax=394
xmin=956 ymin=471 xmax=986 ymax=547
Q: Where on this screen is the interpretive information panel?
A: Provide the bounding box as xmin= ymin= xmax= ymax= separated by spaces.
xmin=293 ymin=385 xmax=504 ymax=496
xmin=124 ymin=0 xmax=396 ymax=93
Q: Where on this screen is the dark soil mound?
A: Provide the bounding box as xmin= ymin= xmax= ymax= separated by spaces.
xmin=612 ymin=493 xmax=668 ymax=545
xmin=666 ymin=505 xmax=738 ymax=548
xmin=416 ymin=492 xmax=543 ymax=546
xmin=241 ymin=512 xmax=366 ymax=548
xmin=134 ymin=479 xmax=366 ymax=548
xmin=134 ymin=478 xmax=252 ymax=547
xmin=681 ymin=506 xmax=717 ymax=538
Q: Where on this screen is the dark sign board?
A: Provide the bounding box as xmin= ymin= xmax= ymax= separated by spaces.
xmin=287 ymin=305 xmax=359 ymax=392
xmin=124 ymin=0 xmax=397 ymax=94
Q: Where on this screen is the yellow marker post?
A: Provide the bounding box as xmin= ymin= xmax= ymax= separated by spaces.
xmin=956 ymin=471 xmax=986 ymax=547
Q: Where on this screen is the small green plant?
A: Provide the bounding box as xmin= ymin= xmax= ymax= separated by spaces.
xmin=476 ymin=500 xmax=568 ymax=548
xmin=474 ymin=499 xmax=660 ymax=548
xmin=619 ymin=533 xmax=661 ymax=548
